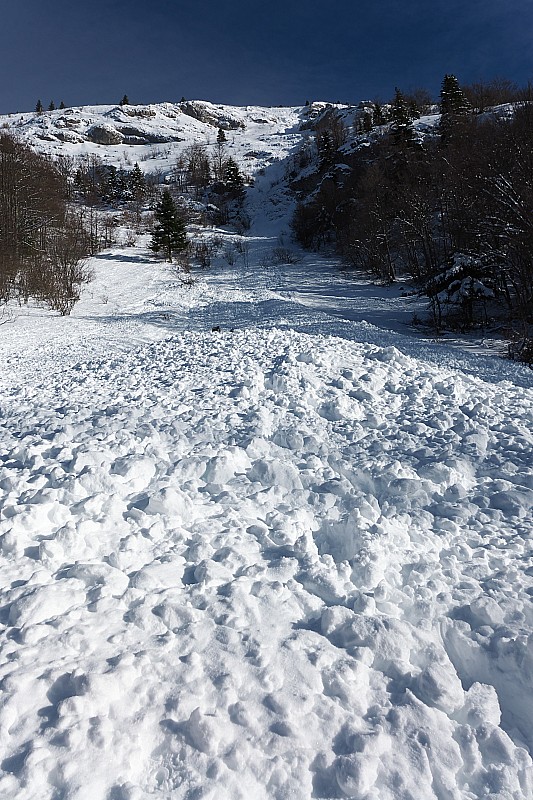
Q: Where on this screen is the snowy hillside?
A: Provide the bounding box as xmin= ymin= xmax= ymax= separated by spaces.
xmin=0 ymin=102 xmax=533 ymax=800
xmin=0 ymin=101 xmax=305 ymax=189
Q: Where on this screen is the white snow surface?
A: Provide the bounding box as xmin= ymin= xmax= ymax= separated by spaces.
xmin=1 ymin=102 xmax=533 ymax=800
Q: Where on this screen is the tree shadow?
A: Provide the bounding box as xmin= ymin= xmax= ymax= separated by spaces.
xmin=95 ymin=252 xmax=154 ymax=264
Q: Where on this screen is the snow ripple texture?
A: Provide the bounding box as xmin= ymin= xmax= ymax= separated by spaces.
xmin=1 ymin=328 xmax=532 ymax=800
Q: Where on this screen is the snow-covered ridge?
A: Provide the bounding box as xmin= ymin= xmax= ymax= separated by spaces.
xmin=0 ymin=101 xmax=306 ymax=167
xmin=0 ymin=101 xmax=311 ymax=203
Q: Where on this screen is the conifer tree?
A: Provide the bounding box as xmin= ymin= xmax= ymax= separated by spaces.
xmin=390 ymin=88 xmax=416 ymax=146
xmin=36 ymin=99 xmax=43 ymax=114
xmin=48 ymin=101 xmax=55 ymax=111
xmin=408 ymin=99 xmax=420 ymax=119
xmin=59 ymin=101 xmax=66 ymax=110
xmin=223 ymin=157 xmax=245 ymax=197
xmin=362 ymin=111 xmax=373 ymax=133
xmin=373 ymin=102 xmax=385 ymax=126
xmin=120 ymin=94 xmax=130 ymax=106
xmin=129 ymin=163 xmax=146 ymax=198
xmin=439 ymin=74 xmax=471 ymax=142
xmin=440 ymin=74 xmax=471 ymax=116
xmin=99 ymin=164 xmax=119 ymax=203
xmin=217 ymin=127 xmax=227 ymax=144
xmin=150 ymin=190 xmax=187 ymax=262
xmin=317 ymin=128 xmax=335 ymax=169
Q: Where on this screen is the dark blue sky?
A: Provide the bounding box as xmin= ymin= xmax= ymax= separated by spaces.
xmin=1 ymin=0 xmax=531 ymax=113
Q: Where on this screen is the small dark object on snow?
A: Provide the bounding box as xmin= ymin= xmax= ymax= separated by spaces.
xmin=211 ymin=325 xmax=221 ymax=333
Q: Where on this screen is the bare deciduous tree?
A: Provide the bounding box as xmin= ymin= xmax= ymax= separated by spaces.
xmin=0 ymin=132 xmax=92 ymax=314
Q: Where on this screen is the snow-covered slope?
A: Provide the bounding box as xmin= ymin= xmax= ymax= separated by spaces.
xmin=0 ymin=102 xmax=532 ymax=800
xmin=0 ymin=101 xmax=305 ymax=184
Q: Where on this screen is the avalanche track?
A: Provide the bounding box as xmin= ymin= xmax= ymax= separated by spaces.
xmin=0 ymin=100 xmax=533 ymax=800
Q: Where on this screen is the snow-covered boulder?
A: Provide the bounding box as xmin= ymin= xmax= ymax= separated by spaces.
xmin=87 ymin=123 xmax=124 ymax=145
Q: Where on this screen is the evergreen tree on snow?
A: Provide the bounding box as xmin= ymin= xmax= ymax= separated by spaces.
xmin=59 ymin=100 xmax=66 ymax=109
xmin=217 ymin=127 xmax=227 ymax=144
xmin=35 ymin=99 xmax=43 ymax=114
xmin=129 ymin=163 xmax=146 ymax=198
xmin=439 ymin=74 xmax=471 ymax=142
xmin=48 ymin=101 xmax=55 ymax=111
xmin=223 ymin=157 xmax=245 ymax=197
xmin=120 ymin=94 xmax=130 ymax=106
xmin=390 ymin=88 xmax=416 ymax=146
xmin=150 ymin=190 xmax=187 ymax=262
xmin=361 ymin=111 xmax=373 ymax=133
xmin=440 ymin=74 xmax=471 ymax=116
xmin=373 ymin=102 xmax=386 ymax=126
xmin=316 ymin=128 xmax=335 ymax=169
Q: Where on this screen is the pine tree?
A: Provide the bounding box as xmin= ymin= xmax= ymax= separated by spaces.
xmin=36 ymin=99 xmax=43 ymax=114
xmin=440 ymin=74 xmax=471 ymax=116
xmin=99 ymin=164 xmax=119 ymax=203
xmin=317 ymin=128 xmax=335 ymax=169
xmin=408 ymin=99 xmax=420 ymax=119
xmin=217 ymin=127 xmax=227 ymax=144
xmin=439 ymin=74 xmax=471 ymax=142
xmin=120 ymin=94 xmax=130 ymax=106
xmin=48 ymin=101 xmax=55 ymax=111
xmin=373 ymin=102 xmax=385 ymax=126
xmin=150 ymin=190 xmax=187 ymax=262
xmin=362 ymin=111 xmax=373 ymax=133
xmin=390 ymin=88 xmax=416 ymax=146
xmin=223 ymin=157 xmax=245 ymax=197
xmin=129 ymin=163 xmax=146 ymax=199
xmin=59 ymin=101 xmax=66 ymax=110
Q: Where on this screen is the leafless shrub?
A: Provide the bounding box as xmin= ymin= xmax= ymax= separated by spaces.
xmin=178 ymin=272 xmax=197 ymax=287
xmin=123 ymin=230 xmax=137 ymax=247
xmin=271 ymin=245 xmax=300 ymax=265
xmin=234 ymin=213 xmax=251 ymax=234
xmin=169 ymin=252 xmax=197 ymax=286
xmin=172 ymin=250 xmax=192 ymax=273
xmin=508 ymin=330 xmax=533 ymax=366
xmin=192 ymin=236 xmax=224 ymax=268
xmin=234 ymin=238 xmax=251 ymax=268
xmin=0 ymin=307 xmax=15 ymax=325
xmin=194 ymin=241 xmax=212 ymax=268
xmin=223 ymin=246 xmax=237 ymax=265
